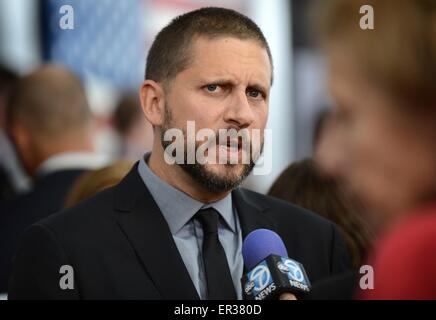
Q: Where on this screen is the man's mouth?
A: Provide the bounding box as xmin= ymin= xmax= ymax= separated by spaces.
xmin=218 ymin=137 xmax=243 ymax=157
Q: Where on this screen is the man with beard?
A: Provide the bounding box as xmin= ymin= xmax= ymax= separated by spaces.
xmin=9 ymin=7 xmax=349 ymax=300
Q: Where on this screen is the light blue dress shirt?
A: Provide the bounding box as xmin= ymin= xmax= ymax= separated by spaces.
xmin=138 ymin=154 xmax=244 ymax=299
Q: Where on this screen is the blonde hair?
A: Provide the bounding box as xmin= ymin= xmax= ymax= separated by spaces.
xmin=65 ymin=161 xmax=134 ymax=208
xmin=315 ymin=0 xmax=436 ymax=110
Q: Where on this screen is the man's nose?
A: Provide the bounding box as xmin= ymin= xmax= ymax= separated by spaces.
xmin=223 ymin=90 xmax=256 ymax=129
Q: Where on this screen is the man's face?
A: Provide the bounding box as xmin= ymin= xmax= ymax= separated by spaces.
xmin=160 ymin=36 xmax=272 ymax=192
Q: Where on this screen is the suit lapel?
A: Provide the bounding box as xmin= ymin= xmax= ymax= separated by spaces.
xmin=232 ymin=188 xmax=276 ymax=238
xmin=232 ymin=188 xmax=278 ymax=274
xmin=114 ymin=164 xmax=199 ymax=300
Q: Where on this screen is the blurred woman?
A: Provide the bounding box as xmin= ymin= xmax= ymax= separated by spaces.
xmin=315 ymin=0 xmax=436 ymax=299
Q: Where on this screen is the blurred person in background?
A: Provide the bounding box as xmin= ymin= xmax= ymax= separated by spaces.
xmin=268 ymin=158 xmax=373 ymax=269
xmin=315 ymin=0 xmax=436 ymax=299
xmin=313 ymin=108 xmax=350 ymax=181
xmin=0 ymin=65 xmax=29 ymax=200
xmin=112 ymin=94 xmax=153 ymax=160
xmin=312 ymin=108 xmax=331 ymax=149
xmin=65 ymin=160 xmax=134 ymax=208
xmin=0 ymin=167 xmax=14 ymax=202
xmin=0 ymin=64 xmax=108 ymax=293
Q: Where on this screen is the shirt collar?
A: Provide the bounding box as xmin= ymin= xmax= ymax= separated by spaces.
xmin=36 ymin=152 xmax=110 ymax=176
xmin=138 ymin=153 xmax=236 ymax=235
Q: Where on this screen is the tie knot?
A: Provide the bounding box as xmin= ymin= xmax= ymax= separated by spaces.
xmin=196 ymin=208 xmax=219 ymax=235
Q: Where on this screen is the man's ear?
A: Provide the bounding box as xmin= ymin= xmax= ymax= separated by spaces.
xmin=8 ymin=122 xmax=30 ymax=153
xmin=139 ymin=80 xmax=166 ymax=127
xmin=8 ymin=122 xmax=35 ymax=176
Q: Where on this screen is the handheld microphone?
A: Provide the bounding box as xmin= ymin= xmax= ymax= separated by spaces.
xmin=241 ymin=229 xmax=311 ymax=300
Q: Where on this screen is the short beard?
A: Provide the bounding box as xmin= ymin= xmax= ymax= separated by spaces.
xmin=179 ymin=161 xmax=256 ymax=193
xmin=160 ymin=104 xmax=262 ymax=193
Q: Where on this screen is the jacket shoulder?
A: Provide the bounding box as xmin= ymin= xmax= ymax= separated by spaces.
xmin=240 ymin=188 xmax=335 ymax=229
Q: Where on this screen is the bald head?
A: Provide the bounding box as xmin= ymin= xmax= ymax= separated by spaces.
xmin=6 ymin=65 xmax=95 ymax=177
xmin=7 ymin=65 xmax=92 ymax=137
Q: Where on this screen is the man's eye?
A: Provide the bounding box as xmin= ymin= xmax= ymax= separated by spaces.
xmin=205 ymin=84 xmax=219 ymax=92
xmin=247 ymin=89 xmax=262 ymax=99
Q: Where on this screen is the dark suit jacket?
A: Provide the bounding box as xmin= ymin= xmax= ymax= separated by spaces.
xmin=0 ymin=165 xmax=15 ymax=202
xmin=8 ymin=164 xmax=350 ymax=299
xmin=0 ymin=169 xmax=85 ymax=293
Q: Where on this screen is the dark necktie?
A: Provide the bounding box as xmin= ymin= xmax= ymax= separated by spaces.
xmin=196 ymin=208 xmax=237 ymax=300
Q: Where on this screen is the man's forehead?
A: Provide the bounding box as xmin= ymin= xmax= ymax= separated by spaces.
xmin=186 ymin=36 xmax=273 ymax=85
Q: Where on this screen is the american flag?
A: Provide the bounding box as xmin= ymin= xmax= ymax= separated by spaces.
xmin=41 ymin=0 xmax=145 ymax=90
